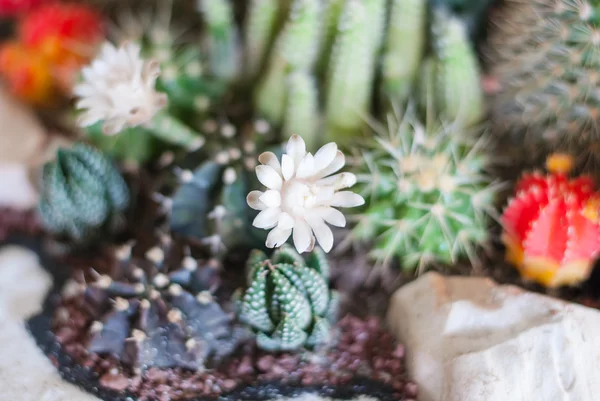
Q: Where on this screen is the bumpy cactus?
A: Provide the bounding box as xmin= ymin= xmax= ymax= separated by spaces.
xmin=351 ymin=105 xmax=498 ymax=271
xmin=238 ymin=244 xmax=338 ymax=351
xmin=168 ymin=119 xmax=279 ymax=257
xmin=39 ymin=143 xmax=130 ymax=244
xmin=486 ymin=0 xmax=600 ymax=156
xmin=502 ymin=154 xmax=600 ymax=288
xmin=83 ymin=233 xmax=250 ymax=370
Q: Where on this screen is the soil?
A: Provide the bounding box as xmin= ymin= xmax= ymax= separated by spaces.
xmin=0 ymin=208 xmax=42 ymax=241
xmin=53 ymin=293 xmax=416 ymax=401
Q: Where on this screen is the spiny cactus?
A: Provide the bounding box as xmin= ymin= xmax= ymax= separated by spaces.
xmin=324 ymin=0 xmax=386 ymax=145
xmin=197 ymin=0 xmax=240 ymax=82
xmin=486 ymin=0 xmax=600 ymax=157
xmin=167 ymin=119 xmax=279 ymax=258
xmin=502 ymin=154 xmax=600 ymax=288
xmin=83 ymin=233 xmax=250 ymax=370
xmin=244 ymin=0 xmax=281 ymax=77
xmin=254 ymin=0 xmax=321 ymax=147
xmin=238 ymin=244 xmax=339 ymax=352
xmin=248 ymin=0 xmax=485 ymax=149
xmin=381 ymin=0 xmax=427 ymax=104
xmin=39 ymin=143 xmax=130 ymax=245
xmin=350 ymin=105 xmax=499 ymax=272
xmin=429 ymin=9 xmax=485 ymax=127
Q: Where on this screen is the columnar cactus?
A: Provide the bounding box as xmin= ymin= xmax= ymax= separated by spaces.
xmin=324 ymin=0 xmax=386 ymax=145
xmin=486 ymin=0 xmax=600 ymax=154
xmin=254 ymin=0 xmax=321 ymax=147
xmin=502 ymin=154 xmax=600 ymax=288
xmin=83 ymin=233 xmax=250 ymax=370
xmin=238 ymin=244 xmax=338 ymax=351
xmin=381 ymin=0 xmax=427 ymax=103
xmin=431 ymin=10 xmax=485 ymax=127
xmin=244 ymin=0 xmax=280 ymax=77
xmin=39 ymin=143 xmax=130 ymax=244
xmin=197 ymin=0 xmax=240 ymax=82
xmin=351 ymin=105 xmax=498 ymax=271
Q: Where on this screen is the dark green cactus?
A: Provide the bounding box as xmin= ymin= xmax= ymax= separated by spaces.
xmin=238 ymin=244 xmax=338 ymax=352
xmin=39 ymin=143 xmax=130 ymax=244
xmin=168 ymin=120 xmax=280 ymax=258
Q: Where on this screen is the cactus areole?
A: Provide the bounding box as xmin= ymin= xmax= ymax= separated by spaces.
xmin=501 ymin=154 xmax=600 ymax=288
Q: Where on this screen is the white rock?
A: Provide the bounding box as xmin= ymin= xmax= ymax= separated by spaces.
xmin=0 ymin=245 xmax=99 ymax=401
xmin=387 ymin=272 xmax=600 ymax=401
xmin=0 ymin=245 xmax=385 ymax=401
xmin=0 ymin=87 xmax=46 ymax=165
xmin=0 ymin=165 xmax=40 ymax=210
xmin=0 ymin=87 xmax=74 ymax=210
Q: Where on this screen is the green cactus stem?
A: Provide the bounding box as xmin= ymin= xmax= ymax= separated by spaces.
xmin=254 ymin=0 xmax=321 ymax=125
xmin=197 ymin=0 xmax=240 ymax=82
xmin=381 ymin=0 xmax=427 ymax=103
xmin=324 ymin=0 xmax=386 ymax=145
xmin=432 ymin=11 xmax=484 ymax=128
xmin=283 ymin=71 xmax=319 ymax=151
xmin=244 ymin=0 xmax=280 ymax=77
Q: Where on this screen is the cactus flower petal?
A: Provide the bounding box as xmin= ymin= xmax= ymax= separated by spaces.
xmin=249 ymin=135 xmax=363 ymax=252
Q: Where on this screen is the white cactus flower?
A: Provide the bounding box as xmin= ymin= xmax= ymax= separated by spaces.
xmin=247 ymin=135 xmax=364 ymax=253
xmin=73 ymin=41 xmax=168 ymax=135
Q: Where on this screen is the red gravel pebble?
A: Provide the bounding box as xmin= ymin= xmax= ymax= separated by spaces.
xmin=52 ymin=293 xmax=416 ymax=401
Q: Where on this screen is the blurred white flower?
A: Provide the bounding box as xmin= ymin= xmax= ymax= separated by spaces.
xmin=73 ymin=42 xmax=167 ymax=135
xmin=247 ymin=135 xmax=364 ymax=253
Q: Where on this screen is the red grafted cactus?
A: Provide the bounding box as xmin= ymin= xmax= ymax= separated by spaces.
xmin=502 ymin=154 xmax=600 ymax=288
xmin=0 ymin=0 xmax=47 ymax=17
xmin=20 ymin=3 xmax=104 ymax=67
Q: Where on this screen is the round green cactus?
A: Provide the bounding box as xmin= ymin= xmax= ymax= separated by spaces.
xmin=39 ymin=143 xmax=130 ymax=245
xmin=168 ymin=120 xmax=279 ymax=258
xmin=238 ymin=244 xmax=338 ymax=352
xmin=486 ymin=0 xmax=600 ymax=154
xmin=350 ymin=106 xmax=499 ymax=272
